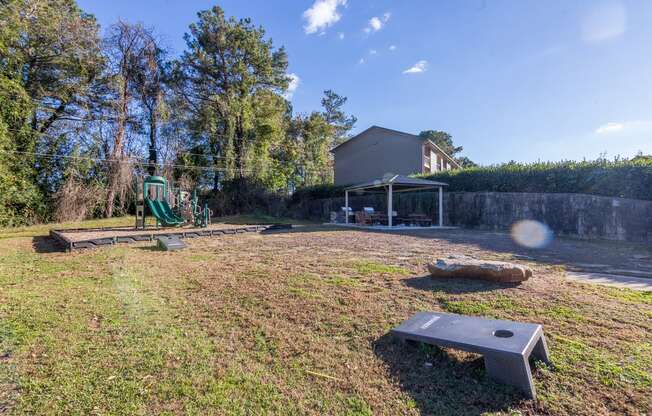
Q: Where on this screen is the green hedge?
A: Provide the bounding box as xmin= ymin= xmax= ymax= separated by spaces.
xmin=423 ymin=159 xmax=652 ymax=200
xmin=291 ymin=184 xmax=348 ymax=202
xmin=292 ymin=158 xmax=652 ymax=201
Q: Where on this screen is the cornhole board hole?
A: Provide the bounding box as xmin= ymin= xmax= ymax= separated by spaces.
xmin=156 ymin=236 xmax=187 ymax=251
xmin=391 ymin=311 xmax=550 ymax=399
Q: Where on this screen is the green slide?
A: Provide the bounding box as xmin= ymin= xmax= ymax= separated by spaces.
xmin=145 ymin=199 xmax=185 ymax=226
xmin=160 ymin=200 xmax=185 ymax=223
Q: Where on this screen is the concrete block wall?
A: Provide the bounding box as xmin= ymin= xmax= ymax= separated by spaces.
xmin=293 ymin=191 xmax=652 ymax=243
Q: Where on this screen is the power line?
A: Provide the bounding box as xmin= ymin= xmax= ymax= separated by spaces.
xmin=5 ymin=151 xmax=233 ymax=171
xmin=2 ymin=149 xmax=333 ymax=173
xmin=6 ymin=150 xmax=148 ymax=163
xmin=2 ymin=128 xmax=338 ymax=163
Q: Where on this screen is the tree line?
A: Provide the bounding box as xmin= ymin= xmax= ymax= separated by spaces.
xmin=0 ymin=0 xmax=362 ymax=225
xmin=0 ymin=0 xmax=477 ymax=226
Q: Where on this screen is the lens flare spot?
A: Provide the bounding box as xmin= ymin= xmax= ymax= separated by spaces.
xmin=511 ymin=220 xmax=553 ymax=249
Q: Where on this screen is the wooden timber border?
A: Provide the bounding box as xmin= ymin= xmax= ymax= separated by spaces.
xmin=49 ymin=224 xmax=292 ymax=252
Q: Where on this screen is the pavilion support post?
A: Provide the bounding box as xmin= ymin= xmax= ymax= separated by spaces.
xmin=345 ymin=190 xmax=349 ymax=224
xmin=388 ymin=184 xmax=393 ymax=227
xmin=438 ymin=186 xmax=443 ymax=227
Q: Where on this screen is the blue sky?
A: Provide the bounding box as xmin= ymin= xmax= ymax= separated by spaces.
xmin=77 ymin=0 xmax=652 ymax=165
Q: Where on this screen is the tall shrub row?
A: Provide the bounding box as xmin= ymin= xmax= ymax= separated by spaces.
xmin=423 ymin=159 xmax=652 ymax=200
xmin=292 ymin=158 xmax=652 ymax=202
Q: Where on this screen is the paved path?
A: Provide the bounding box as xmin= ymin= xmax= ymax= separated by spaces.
xmin=565 ymin=271 xmax=652 ymax=291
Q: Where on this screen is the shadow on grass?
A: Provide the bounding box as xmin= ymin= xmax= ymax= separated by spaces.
xmin=32 ymin=236 xmax=65 ymax=253
xmin=259 ymin=224 xmax=296 ymax=235
xmin=403 ymin=274 xmax=521 ymax=294
xmin=216 ymin=214 xmax=313 ymax=226
xmin=373 ymin=333 xmax=531 ymax=416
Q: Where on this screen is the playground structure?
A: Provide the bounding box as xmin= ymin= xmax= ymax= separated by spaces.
xmin=50 ymin=174 xmax=276 ymax=252
xmin=50 ymin=223 xmax=271 ymax=252
xmin=135 ymin=176 xmax=212 ymax=230
xmin=191 ymin=189 xmax=212 ymax=228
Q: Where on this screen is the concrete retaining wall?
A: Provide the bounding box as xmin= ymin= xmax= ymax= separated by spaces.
xmin=292 ymin=191 xmax=652 ymax=242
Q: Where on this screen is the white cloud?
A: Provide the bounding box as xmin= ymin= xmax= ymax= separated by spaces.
xmin=595 ymin=120 xmax=652 ymax=135
xmin=338 ymin=32 xmax=345 ymax=40
xmin=364 ymin=11 xmax=391 ymax=33
xmin=389 ymin=45 xmax=397 ymax=51
xmin=303 ymin=0 xmax=347 ymax=35
xmin=358 ymin=57 xmax=365 ymax=64
xmin=581 ymin=2 xmax=626 ymax=43
xmin=595 ymin=122 xmax=624 ymax=135
xmin=283 ymin=73 xmax=300 ymax=100
xmin=403 ymin=60 xmax=428 ymax=74
xmin=369 ymin=17 xmax=382 ymax=31
xmin=369 ymin=49 xmax=377 ymax=55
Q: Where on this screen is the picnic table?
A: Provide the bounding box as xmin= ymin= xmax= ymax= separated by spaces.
xmin=407 ymin=213 xmax=433 ymax=226
xmin=393 ymin=214 xmax=433 ymax=226
xmin=353 ymin=211 xmax=433 ymax=227
xmin=355 ymin=211 xmax=389 ymax=225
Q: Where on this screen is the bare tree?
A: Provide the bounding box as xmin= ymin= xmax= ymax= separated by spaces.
xmin=132 ymin=38 xmax=167 ymax=176
xmin=102 ymin=21 xmax=158 ymax=217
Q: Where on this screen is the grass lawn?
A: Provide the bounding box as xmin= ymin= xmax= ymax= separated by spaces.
xmin=0 ymin=218 xmax=650 ymax=415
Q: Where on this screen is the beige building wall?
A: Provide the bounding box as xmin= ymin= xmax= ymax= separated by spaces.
xmin=333 ymin=128 xmax=423 ymax=185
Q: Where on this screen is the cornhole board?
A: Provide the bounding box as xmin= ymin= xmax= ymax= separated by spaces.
xmin=156 ymin=236 xmax=187 ymax=251
xmin=391 ymin=311 xmax=550 ymax=399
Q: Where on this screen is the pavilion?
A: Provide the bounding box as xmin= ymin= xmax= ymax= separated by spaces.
xmin=343 ymin=175 xmax=449 ymax=228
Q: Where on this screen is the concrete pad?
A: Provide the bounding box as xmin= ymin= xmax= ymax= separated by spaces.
xmin=568 ymin=263 xmax=611 ymax=270
xmin=565 ymin=271 xmax=652 ymax=291
xmin=605 ymin=269 xmax=652 ymax=279
xmin=326 ymin=223 xmax=457 ymax=231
